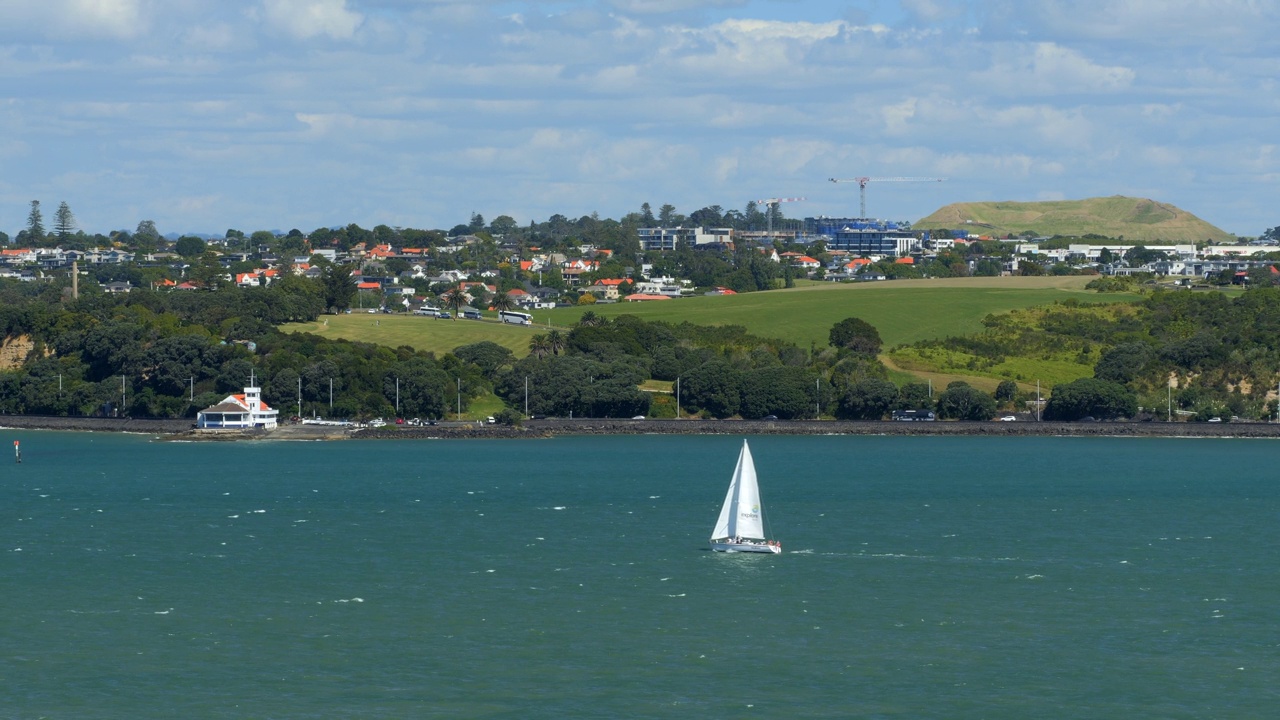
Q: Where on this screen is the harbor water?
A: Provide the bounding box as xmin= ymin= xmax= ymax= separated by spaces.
xmin=2 ymin=432 xmax=1278 ymax=718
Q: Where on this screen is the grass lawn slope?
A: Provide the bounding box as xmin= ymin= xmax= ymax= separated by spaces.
xmin=549 ymin=276 xmax=1140 ymax=349
xmin=282 ymin=314 xmax=547 ymax=358
xmin=281 ymin=277 xmax=1140 ymax=365
xmin=915 ymin=196 xmax=1233 ymax=244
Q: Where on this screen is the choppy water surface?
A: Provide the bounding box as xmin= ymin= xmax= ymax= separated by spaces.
xmin=2 ymin=432 xmax=1278 ymax=718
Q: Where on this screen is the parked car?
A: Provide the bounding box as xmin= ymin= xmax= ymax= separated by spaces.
xmin=999 ymin=416 xmax=1017 ymax=422
xmin=762 ymin=415 xmax=779 ymax=421
xmin=485 ymin=416 xmax=496 ymax=424
xmin=631 ymin=415 xmax=645 ymax=420
xmin=435 ymin=311 xmax=451 ymax=319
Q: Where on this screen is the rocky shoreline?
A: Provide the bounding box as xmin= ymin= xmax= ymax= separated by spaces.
xmin=4 ymin=414 xmax=1280 ymax=440
xmin=355 ymin=417 xmax=1280 ymax=440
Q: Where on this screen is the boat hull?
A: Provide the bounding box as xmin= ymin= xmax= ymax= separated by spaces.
xmin=711 ymin=540 xmax=782 ymax=554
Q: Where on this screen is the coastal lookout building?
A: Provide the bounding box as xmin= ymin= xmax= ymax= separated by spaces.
xmin=197 ymin=384 xmax=279 ymax=430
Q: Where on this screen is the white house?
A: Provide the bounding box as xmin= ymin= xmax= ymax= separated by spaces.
xmin=197 ymin=384 xmax=279 ymax=430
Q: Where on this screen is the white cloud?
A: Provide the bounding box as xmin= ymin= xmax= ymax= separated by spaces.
xmin=260 ymin=0 xmax=363 ymax=40
xmin=0 ymin=0 xmax=149 ymax=40
xmin=1031 ymin=43 xmax=1133 ymax=92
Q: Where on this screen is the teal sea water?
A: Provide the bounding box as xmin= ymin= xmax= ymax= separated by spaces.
xmin=2 ymin=431 xmax=1278 ymax=718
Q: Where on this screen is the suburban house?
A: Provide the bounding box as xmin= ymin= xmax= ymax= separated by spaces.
xmin=196 ymin=383 xmax=279 ymax=430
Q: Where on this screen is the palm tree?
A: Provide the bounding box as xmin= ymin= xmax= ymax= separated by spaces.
xmin=491 ymin=290 xmax=515 ymax=312
xmin=546 ymin=329 xmax=566 ymax=356
xmin=442 ymin=285 xmax=467 ymax=320
xmin=529 ymin=334 xmax=551 ymax=359
xmin=577 ymin=310 xmax=603 ymax=328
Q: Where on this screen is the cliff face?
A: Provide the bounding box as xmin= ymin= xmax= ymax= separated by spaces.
xmin=915 ymin=196 xmax=1234 ymax=243
xmin=0 ymin=335 xmax=35 ymax=371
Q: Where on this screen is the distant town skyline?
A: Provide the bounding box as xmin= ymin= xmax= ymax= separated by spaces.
xmin=1 ymin=1 xmax=1276 ymax=237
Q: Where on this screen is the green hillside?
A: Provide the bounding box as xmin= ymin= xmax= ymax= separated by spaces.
xmin=282 ymin=277 xmax=1140 ymax=357
xmin=915 ymin=196 xmax=1233 ymax=243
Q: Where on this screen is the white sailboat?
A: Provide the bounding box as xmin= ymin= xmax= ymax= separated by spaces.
xmin=710 ymin=440 xmax=781 ymax=554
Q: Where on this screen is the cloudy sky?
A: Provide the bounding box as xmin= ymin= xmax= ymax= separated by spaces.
xmin=1 ymin=0 xmax=1276 ymax=238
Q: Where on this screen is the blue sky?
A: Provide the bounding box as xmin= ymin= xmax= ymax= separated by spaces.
xmin=1 ymin=0 xmax=1276 ymax=238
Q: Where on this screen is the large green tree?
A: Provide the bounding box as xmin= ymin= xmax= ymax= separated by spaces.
xmin=935 ymin=382 xmax=997 ymax=421
xmin=837 ymin=378 xmax=897 ymax=420
xmin=829 ymin=317 xmax=883 ymax=355
xmin=320 ymin=263 xmax=358 ymax=312
xmin=1044 ymin=378 xmax=1137 ymax=421
xmin=54 ymin=201 xmax=76 ymax=242
xmin=26 ymin=200 xmax=44 ymax=242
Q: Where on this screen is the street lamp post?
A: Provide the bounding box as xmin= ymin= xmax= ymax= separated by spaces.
xmin=524 ymin=376 xmax=529 ymax=417
xmin=676 ymin=376 xmax=681 ymax=419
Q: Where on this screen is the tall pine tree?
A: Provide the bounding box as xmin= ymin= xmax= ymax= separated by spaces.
xmin=54 ymin=201 xmax=76 ymax=241
xmin=26 ymin=200 xmax=45 ymax=242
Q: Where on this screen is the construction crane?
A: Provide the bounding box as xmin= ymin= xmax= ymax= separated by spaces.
xmin=827 ymin=177 xmax=945 ymax=219
xmin=753 ymin=197 xmax=805 ymax=237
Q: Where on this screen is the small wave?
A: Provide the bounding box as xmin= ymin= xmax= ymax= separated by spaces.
xmin=333 ymin=598 xmax=364 ymax=603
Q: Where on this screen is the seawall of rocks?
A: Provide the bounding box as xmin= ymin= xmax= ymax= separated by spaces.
xmin=352 ymin=418 xmax=1280 ymax=440
xmin=4 ymin=414 xmax=1279 ymax=440
xmin=0 ymin=415 xmax=194 ymax=434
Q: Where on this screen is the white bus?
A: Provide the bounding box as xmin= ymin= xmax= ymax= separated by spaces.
xmin=499 ymin=310 xmax=533 ymax=326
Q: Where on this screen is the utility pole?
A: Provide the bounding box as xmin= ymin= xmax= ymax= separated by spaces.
xmin=524 ymin=376 xmax=529 ymax=417
xmin=816 ymin=378 xmax=820 ymax=420
xmin=329 ymin=378 xmax=333 ymax=412
xmin=395 ymin=377 xmax=400 ymax=416
xmin=189 ymin=377 xmax=194 ymax=402
xmin=457 ymin=377 xmax=461 ymax=420
xmin=676 ymin=377 xmax=681 ymax=419
xmin=121 ymin=375 xmax=126 ymax=417
xmin=297 ymin=377 xmax=302 ymax=419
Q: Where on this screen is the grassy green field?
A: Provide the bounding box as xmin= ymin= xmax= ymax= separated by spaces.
xmin=282 ymin=313 xmax=550 ymax=357
xmin=545 ymin=276 xmax=1142 ymax=349
xmin=280 ymin=277 xmax=1142 ymax=363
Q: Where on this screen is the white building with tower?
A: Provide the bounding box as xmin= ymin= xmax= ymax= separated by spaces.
xmin=196 ymin=381 xmax=279 ymax=430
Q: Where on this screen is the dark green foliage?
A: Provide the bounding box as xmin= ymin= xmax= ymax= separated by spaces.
xmin=320 ymin=263 xmax=358 ymax=312
xmin=497 ymin=355 xmax=648 ymax=418
xmin=836 ymin=378 xmax=897 ymax=420
xmin=174 ymin=236 xmax=207 ymax=258
xmin=994 ymin=379 xmax=1019 ymax=403
xmin=896 ymin=382 xmax=933 ymax=410
xmin=453 ymin=341 xmax=514 ymax=375
xmin=1044 ymin=378 xmax=1137 ymax=421
xmin=935 ymin=382 xmax=997 ymax=421
xmin=739 ymin=366 xmax=817 ymax=419
xmin=828 ymin=317 xmax=883 ymax=354
xmin=681 ymin=359 xmax=742 ymax=418
xmin=1094 ymin=342 xmax=1154 ymax=383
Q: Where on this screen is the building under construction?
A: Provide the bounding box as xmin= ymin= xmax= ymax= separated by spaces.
xmin=804 ymin=217 xmax=919 ymax=256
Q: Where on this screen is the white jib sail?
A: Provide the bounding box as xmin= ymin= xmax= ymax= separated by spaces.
xmin=711 ymin=440 xmax=765 ymax=540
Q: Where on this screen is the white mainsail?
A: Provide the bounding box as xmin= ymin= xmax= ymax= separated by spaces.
xmin=711 ymin=440 xmax=766 ymax=540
